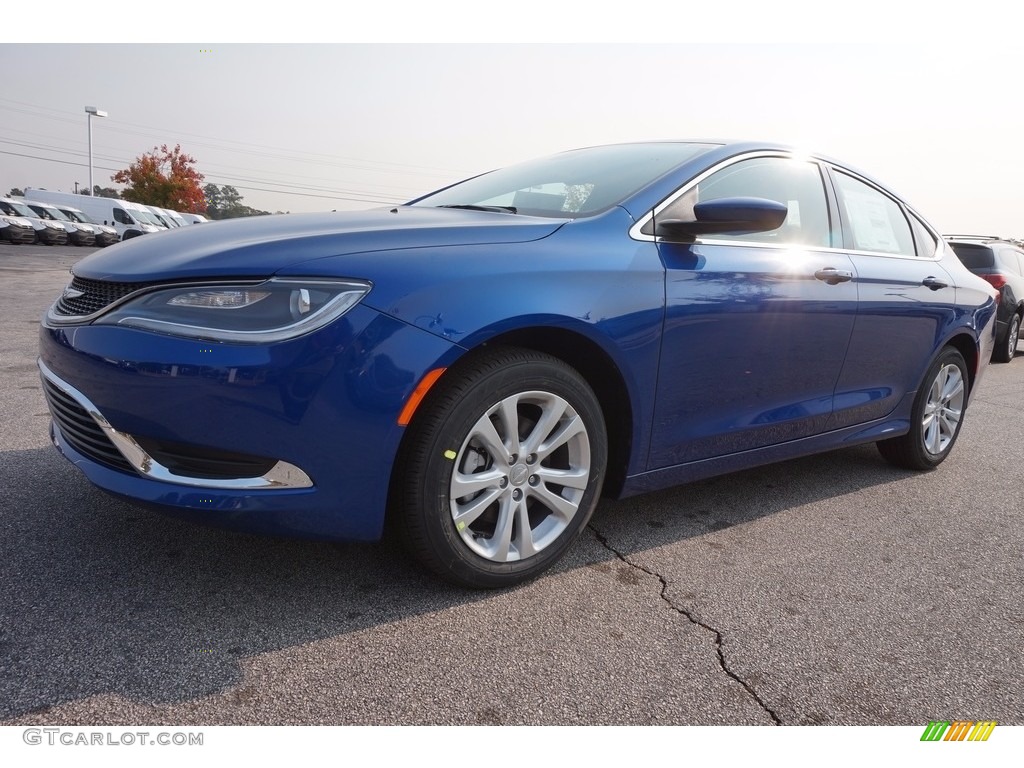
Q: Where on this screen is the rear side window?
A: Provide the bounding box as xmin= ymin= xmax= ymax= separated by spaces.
xmin=833 ymin=171 xmax=915 ymax=256
xmin=949 ymin=243 xmax=996 ymax=270
xmin=997 ymin=248 xmax=1024 ymax=276
xmin=909 ymin=214 xmax=938 ymax=257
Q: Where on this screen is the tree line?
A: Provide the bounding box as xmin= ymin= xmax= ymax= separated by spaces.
xmin=10 ymin=144 xmax=280 ymax=219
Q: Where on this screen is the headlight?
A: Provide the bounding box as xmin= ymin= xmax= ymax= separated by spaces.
xmin=45 ymin=221 xmax=64 ymax=230
xmin=93 ymin=278 xmax=371 ymax=343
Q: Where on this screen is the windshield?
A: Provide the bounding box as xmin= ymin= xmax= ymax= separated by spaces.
xmin=32 ymin=205 xmax=70 ymax=221
xmin=62 ymin=208 xmax=94 ymax=224
xmin=134 ymin=209 xmax=163 ymax=226
xmin=1 ymin=200 xmax=37 ymax=218
xmin=410 ymin=143 xmax=716 ymax=218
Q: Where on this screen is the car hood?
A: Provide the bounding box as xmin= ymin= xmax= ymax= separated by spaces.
xmin=73 ymin=207 xmax=567 ymax=281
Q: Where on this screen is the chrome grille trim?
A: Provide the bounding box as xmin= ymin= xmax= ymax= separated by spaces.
xmin=38 ymin=359 xmax=314 ymax=490
xmin=53 ymin=276 xmax=155 ymax=317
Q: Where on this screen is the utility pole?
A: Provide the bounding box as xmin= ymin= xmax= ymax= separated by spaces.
xmin=85 ymin=106 xmax=108 ymax=196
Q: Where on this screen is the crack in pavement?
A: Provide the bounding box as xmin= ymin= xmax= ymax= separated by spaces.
xmin=588 ymin=523 xmax=781 ymax=725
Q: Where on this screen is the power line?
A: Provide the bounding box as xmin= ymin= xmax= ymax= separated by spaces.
xmin=0 ymin=149 xmax=407 ymax=206
xmin=0 ymin=100 xmax=465 ymax=203
xmin=0 ymin=98 xmax=473 ymax=176
xmin=0 ymin=129 xmax=432 ymax=198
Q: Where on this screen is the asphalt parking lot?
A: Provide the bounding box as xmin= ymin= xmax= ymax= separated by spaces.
xmin=1 ymin=243 xmax=1021 ymax=726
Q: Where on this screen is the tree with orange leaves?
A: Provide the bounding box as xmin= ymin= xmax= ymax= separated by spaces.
xmin=112 ymin=144 xmax=206 ymax=214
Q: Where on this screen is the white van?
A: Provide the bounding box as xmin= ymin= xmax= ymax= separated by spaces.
xmin=165 ymin=209 xmax=188 ymax=227
xmin=23 ymin=188 xmax=159 ymax=240
xmin=122 ymin=201 xmax=167 ymax=231
xmin=46 ymin=203 xmax=119 ymax=247
xmin=140 ymin=204 xmax=174 ymax=229
xmin=178 ymin=212 xmax=209 ymax=224
xmin=0 ymin=197 xmax=69 ymax=245
xmin=22 ymin=199 xmax=98 ymax=246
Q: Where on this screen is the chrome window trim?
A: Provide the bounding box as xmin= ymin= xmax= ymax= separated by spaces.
xmin=842 ymin=247 xmax=942 ymax=263
xmin=678 ymin=238 xmax=840 ymax=254
xmin=39 ymin=358 xmax=314 ymax=490
xmin=629 ymin=151 xmax=944 ymax=263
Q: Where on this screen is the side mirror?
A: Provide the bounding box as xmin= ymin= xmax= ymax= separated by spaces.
xmin=655 ymin=197 xmax=788 ymax=239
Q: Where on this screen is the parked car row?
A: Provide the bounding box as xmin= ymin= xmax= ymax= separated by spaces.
xmin=0 ymin=187 xmax=209 ymax=246
xmin=0 ymin=197 xmax=72 ymax=245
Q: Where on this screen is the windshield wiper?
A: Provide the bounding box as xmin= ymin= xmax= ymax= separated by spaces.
xmin=437 ymin=204 xmax=518 ymax=214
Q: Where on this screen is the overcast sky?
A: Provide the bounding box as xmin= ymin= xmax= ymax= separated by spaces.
xmin=3 ymin=25 xmax=1022 ymax=233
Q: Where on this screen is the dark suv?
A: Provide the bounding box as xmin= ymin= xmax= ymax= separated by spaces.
xmin=946 ymin=235 xmax=1024 ymax=363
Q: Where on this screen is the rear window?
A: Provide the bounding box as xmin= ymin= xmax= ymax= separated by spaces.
xmin=949 ymin=243 xmax=995 ymax=270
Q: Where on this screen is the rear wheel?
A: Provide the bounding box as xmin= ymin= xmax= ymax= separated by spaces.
xmin=394 ymin=347 xmax=607 ymax=589
xmin=993 ymin=313 xmax=1020 ymax=364
xmin=877 ymin=347 xmax=968 ymax=470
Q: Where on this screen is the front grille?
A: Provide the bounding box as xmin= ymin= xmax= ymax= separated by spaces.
xmin=54 ymin=276 xmax=156 ymax=317
xmin=41 ymin=377 xmax=134 ymax=474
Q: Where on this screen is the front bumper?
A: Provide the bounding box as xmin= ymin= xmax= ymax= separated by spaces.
xmin=39 ymin=303 xmax=461 ymax=541
xmin=36 ymin=227 xmax=68 ymax=245
xmin=68 ymin=229 xmax=97 ymax=247
xmin=41 ymin=359 xmax=314 ymax=490
xmin=1 ymin=224 xmax=36 ymax=244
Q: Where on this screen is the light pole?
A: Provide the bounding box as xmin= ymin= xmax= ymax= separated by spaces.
xmin=85 ymin=106 xmax=107 ymax=196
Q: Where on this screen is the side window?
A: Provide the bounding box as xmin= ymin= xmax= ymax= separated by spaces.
xmin=1007 ymin=249 xmax=1024 ymax=280
xmin=909 ymin=213 xmax=938 ymax=258
xmin=833 ymin=171 xmax=915 ymax=256
xmin=113 ymin=208 xmax=132 ymax=225
xmin=654 ymin=157 xmax=832 ymax=247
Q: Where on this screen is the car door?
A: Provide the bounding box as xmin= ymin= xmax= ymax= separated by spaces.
xmin=825 ymin=167 xmax=958 ymax=429
xmin=643 ymin=154 xmax=859 ymax=468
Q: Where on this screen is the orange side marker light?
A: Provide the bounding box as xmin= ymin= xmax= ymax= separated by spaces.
xmin=397 ymin=367 xmax=447 ymax=426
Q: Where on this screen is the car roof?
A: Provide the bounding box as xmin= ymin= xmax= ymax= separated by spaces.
xmin=945 ymin=234 xmax=1003 ymax=241
xmin=946 ymin=235 xmax=1024 ymax=251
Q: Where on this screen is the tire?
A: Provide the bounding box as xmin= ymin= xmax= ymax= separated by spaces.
xmin=877 ymin=347 xmax=968 ymax=470
xmin=394 ymin=347 xmax=608 ymax=589
xmin=992 ymin=313 xmax=1020 ymax=364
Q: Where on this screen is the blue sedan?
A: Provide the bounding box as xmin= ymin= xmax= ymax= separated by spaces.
xmin=39 ymin=141 xmax=998 ymax=588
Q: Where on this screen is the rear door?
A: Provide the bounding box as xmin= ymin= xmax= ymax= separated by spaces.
xmin=826 ymin=167 xmax=957 ymax=429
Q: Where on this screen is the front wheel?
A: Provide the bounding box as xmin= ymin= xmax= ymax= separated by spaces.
xmin=393 ymin=347 xmax=607 ymax=588
xmin=877 ymin=347 xmax=968 ymax=470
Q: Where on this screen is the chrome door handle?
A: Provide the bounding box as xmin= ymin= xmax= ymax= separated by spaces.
xmin=814 ymin=268 xmax=854 ymax=285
